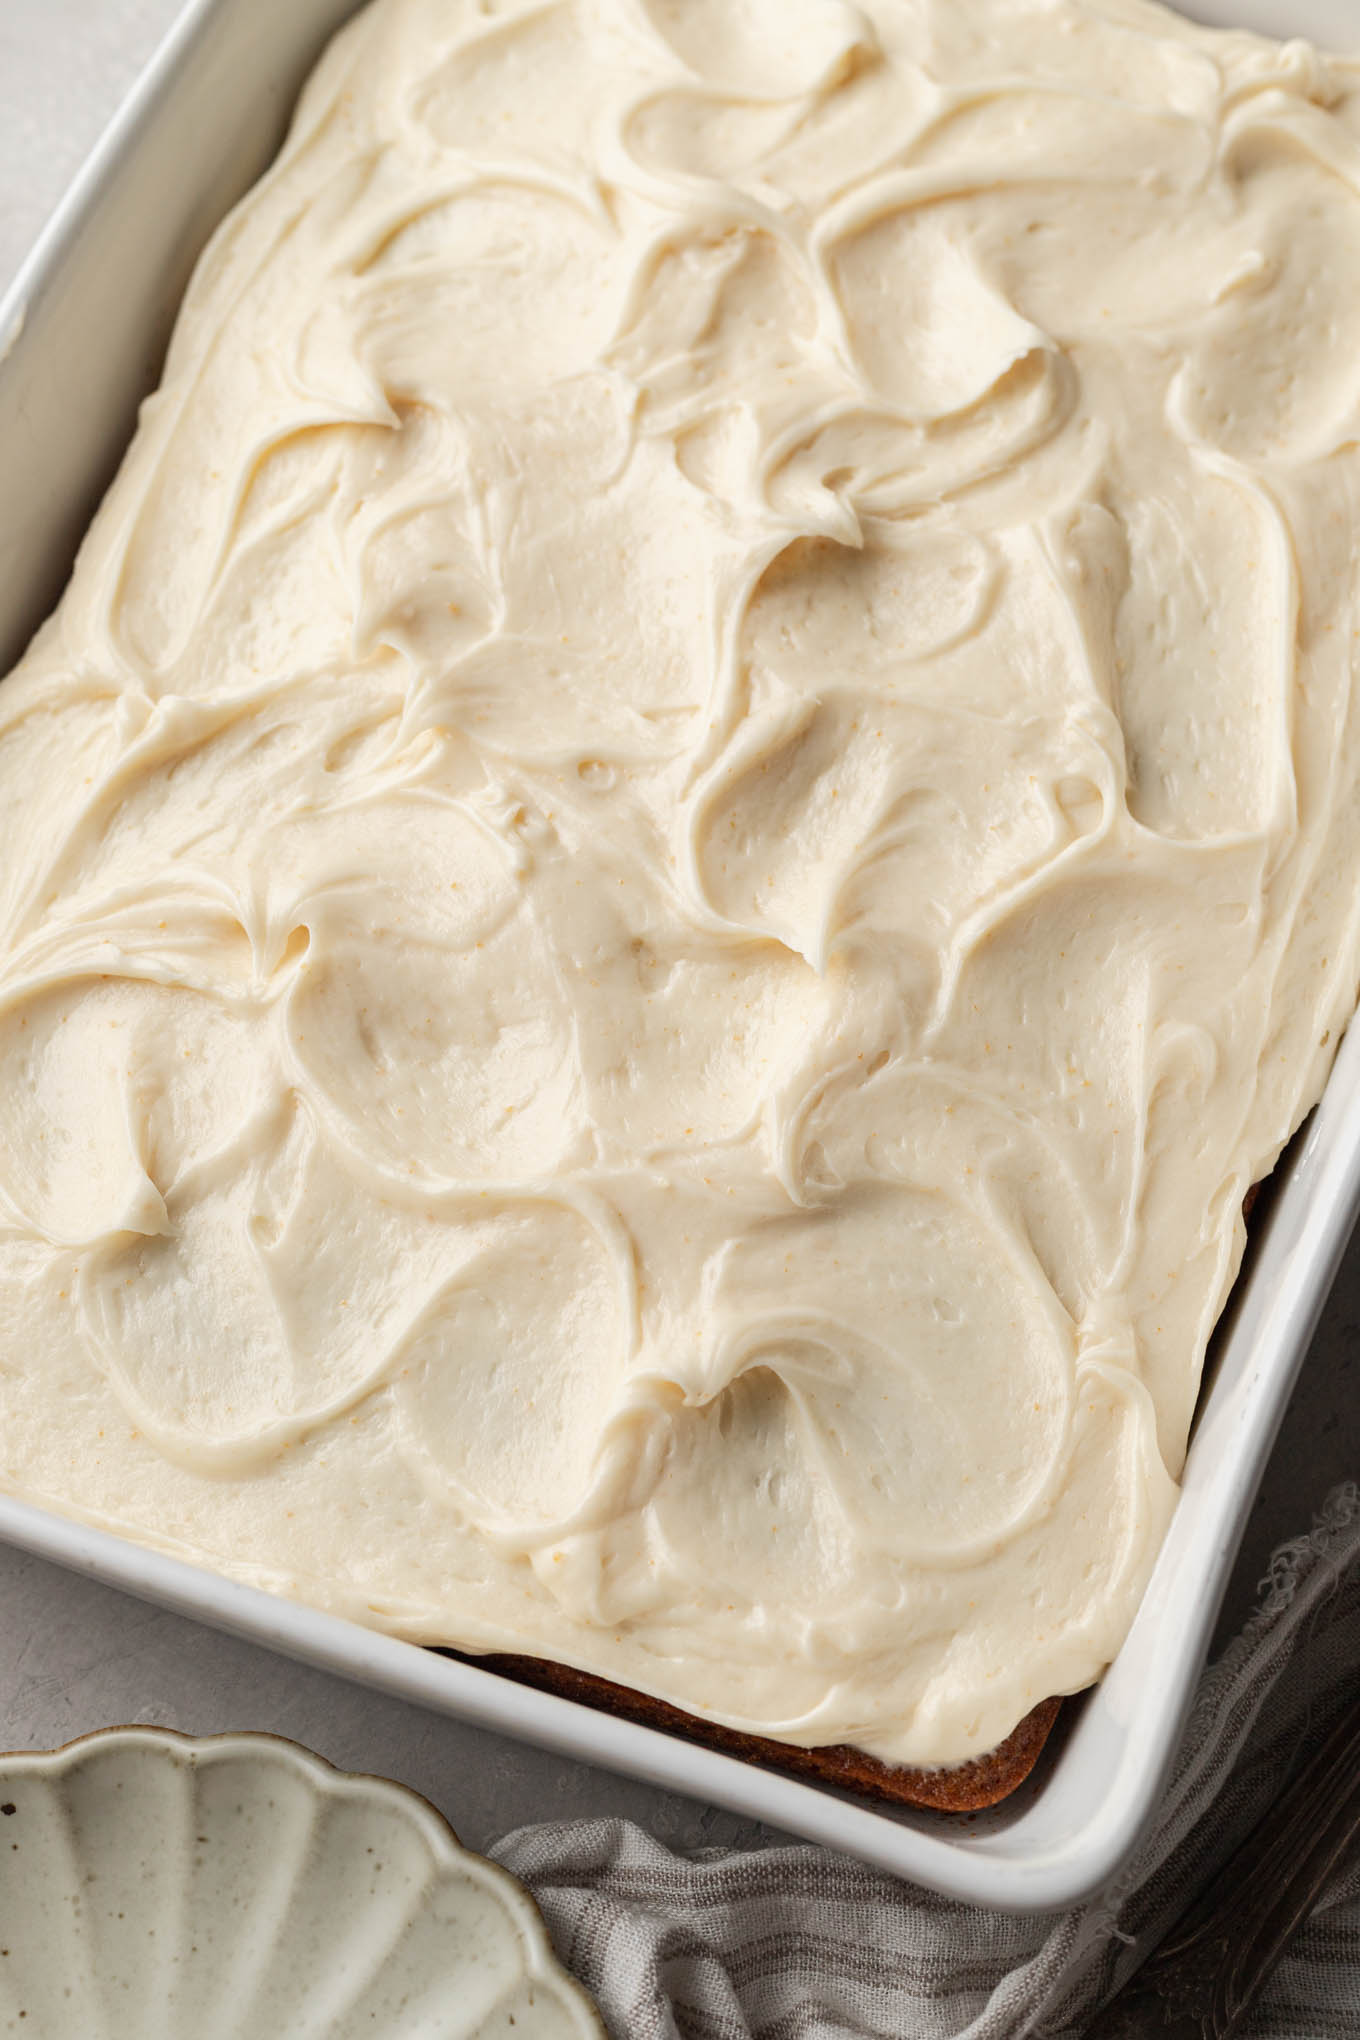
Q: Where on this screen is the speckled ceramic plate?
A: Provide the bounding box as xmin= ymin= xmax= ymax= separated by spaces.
xmin=0 ymin=1727 xmax=604 ymax=2039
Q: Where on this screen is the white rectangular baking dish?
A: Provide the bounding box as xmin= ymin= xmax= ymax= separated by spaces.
xmin=1 ymin=0 xmax=1357 ymax=1914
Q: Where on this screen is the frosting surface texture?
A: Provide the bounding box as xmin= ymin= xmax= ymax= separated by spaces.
xmin=2 ymin=0 xmax=1360 ymax=1766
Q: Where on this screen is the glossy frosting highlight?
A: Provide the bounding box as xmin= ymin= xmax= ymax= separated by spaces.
xmin=1 ymin=0 xmax=1359 ymax=1765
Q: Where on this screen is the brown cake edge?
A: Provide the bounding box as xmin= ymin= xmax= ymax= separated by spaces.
xmin=428 ymin=1193 xmax=1282 ymax=1812
xmin=438 ymin=1648 xmax=1064 ymax=1812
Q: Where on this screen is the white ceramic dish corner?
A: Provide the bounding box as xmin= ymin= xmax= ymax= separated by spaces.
xmin=0 ymin=1725 xmax=604 ymax=2039
xmin=0 ymin=0 xmax=1359 ymax=1916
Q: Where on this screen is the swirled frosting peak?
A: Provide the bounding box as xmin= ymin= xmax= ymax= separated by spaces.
xmin=2 ymin=0 xmax=1360 ymax=1766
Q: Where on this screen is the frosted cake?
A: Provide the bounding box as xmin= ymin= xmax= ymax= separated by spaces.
xmin=1 ymin=0 xmax=1359 ymax=1787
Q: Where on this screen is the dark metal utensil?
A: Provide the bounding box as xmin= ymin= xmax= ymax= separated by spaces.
xmin=1094 ymin=1688 xmax=1360 ymax=2037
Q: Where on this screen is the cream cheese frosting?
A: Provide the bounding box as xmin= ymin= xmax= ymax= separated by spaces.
xmin=2 ymin=0 xmax=1360 ymax=1767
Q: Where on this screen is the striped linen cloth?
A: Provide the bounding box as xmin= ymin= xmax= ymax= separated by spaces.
xmin=495 ymin=1485 xmax=1360 ymax=2040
